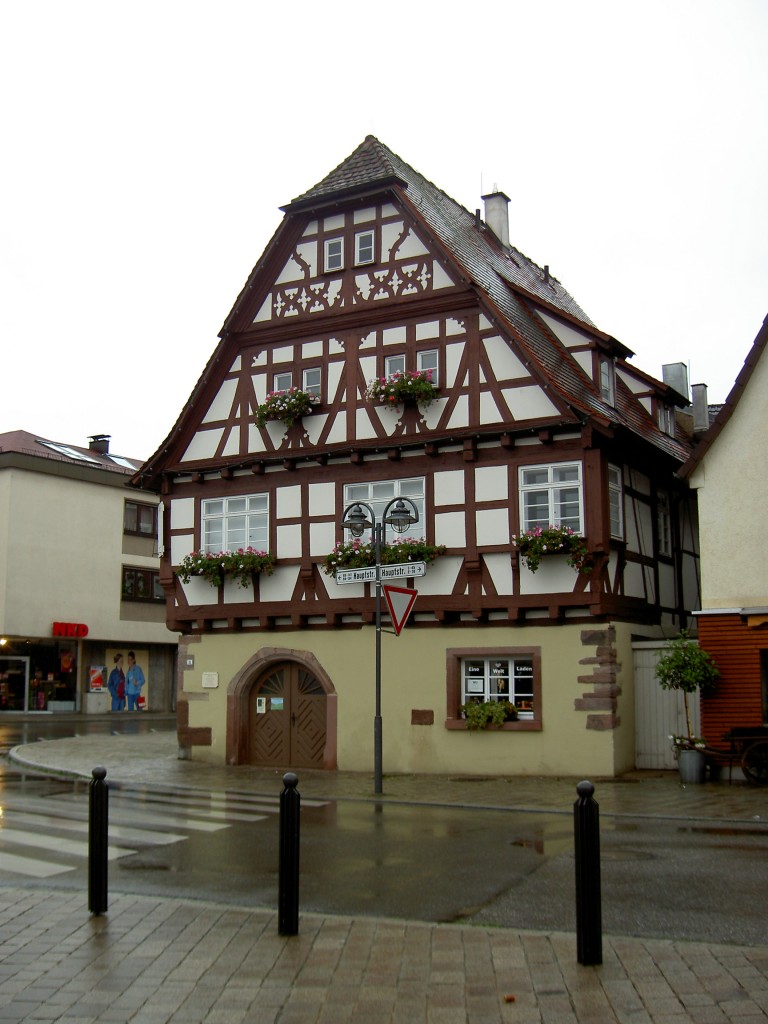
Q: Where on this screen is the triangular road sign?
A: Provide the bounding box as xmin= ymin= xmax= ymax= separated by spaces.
xmin=382 ymin=585 xmax=418 ymax=636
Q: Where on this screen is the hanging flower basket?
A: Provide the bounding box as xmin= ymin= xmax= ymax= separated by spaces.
xmin=175 ymin=548 xmax=276 ymax=588
xmin=255 ymin=388 xmax=320 ymax=429
xmin=512 ymin=525 xmax=592 ymax=574
xmin=321 ymin=536 xmax=446 ymax=578
xmin=365 ymin=370 xmax=438 ymax=408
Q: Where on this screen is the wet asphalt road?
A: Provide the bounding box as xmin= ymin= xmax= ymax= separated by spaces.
xmin=1 ymin=717 xmax=767 ymax=946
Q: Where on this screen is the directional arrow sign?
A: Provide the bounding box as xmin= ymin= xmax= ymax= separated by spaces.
xmin=335 ymin=561 xmax=427 ymax=585
xmin=382 ymin=585 xmax=418 ymax=636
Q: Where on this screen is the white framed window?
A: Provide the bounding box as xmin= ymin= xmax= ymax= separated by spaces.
xmin=201 ymin=495 xmax=269 ymax=554
xmin=608 ymin=464 xmax=624 ymax=539
xmin=519 ymin=462 xmax=582 ymax=533
xmin=384 ymin=353 xmax=406 ymax=377
xmin=599 ymin=356 xmax=615 ymax=405
xmin=303 ymin=367 xmax=321 ymax=397
xmin=461 ymin=656 xmax=536 ymax=719
xmin=355 ymin=230 xmax=374 ymax=265
xmin=344 ymin=477 xmax=425 ymax=528
xmin=324 ymin=237 xmax=343 ymax=272
xmin=417 ymin=349 xmax=439 ymax=385
xmin=273 ymin=371 xmax=292 ymax=392
xmin=657 ymin=491 xmax=672 ymax=557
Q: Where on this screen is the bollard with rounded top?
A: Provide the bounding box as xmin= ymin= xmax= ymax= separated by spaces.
xmin=574 ymin=779 xmax=602 ymax=965
xmin=89 ymin=766 xmax=109 ymax=915
xmin=278 ymin=772 xmax=300 ymax=936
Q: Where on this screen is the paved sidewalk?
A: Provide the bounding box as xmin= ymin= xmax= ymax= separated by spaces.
xmin=2 ymin=730 xmax=768 ymax=1023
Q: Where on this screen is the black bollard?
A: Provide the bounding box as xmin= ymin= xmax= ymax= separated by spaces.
xmin=278 ymin=772 xmax=300 ymax=936
xmin=574 ymin=779 xmax=602 ymax=965
xmin=89 ymin=766 xmax=109 ymax=915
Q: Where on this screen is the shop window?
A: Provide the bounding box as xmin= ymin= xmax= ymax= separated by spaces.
xmin=202 ymin=494 xmax=269 ymax=554
xmin=124 ymin=500 xmax=157 ymax=536
xmin=445 ymin=648 xmax=542 ymax=730
xmin=122 ymin=567 xmax=164 ymax=602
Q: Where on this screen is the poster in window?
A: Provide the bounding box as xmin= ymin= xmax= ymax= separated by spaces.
xmin=89 ymin=666 xmax=107 ymax=692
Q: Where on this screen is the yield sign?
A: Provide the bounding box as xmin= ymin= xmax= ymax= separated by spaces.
xmin=382 ymin=585 xmax=418 ymax=636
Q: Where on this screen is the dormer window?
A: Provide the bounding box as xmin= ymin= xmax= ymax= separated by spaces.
xmin=599 ymin=356 xmax=615 ymax=405
xmin=355 ymin=230 xmax=374 ymax=265
xmin=324 ymin=238 xmax=344 ymax=272
xmin=658 ymin=404 xmax=676 ymax=436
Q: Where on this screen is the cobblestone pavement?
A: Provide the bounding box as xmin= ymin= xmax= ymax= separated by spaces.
xmin=1 ymin=729 xmax=767 ymax=1023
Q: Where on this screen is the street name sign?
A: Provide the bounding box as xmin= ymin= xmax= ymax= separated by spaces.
xmin=335 ymin=561 xmax=427 ymax=585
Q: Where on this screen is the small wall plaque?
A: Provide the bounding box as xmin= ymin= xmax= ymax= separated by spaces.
xmin=201 ymin=672 xmax=219 ymax=689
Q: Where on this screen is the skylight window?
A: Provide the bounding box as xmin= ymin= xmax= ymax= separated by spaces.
xmin=37 ymin=441 xmax=101 ymax=464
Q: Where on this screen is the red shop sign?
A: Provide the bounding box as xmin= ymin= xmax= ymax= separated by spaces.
xmin=52 ymin=621 xmax=89 ymax=638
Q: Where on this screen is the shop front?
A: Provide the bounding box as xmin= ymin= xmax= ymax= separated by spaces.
xmin=0 ymin=635 xmax=79 ymax=712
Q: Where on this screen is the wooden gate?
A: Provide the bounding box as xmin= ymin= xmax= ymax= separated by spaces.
xmin=633 ymin=641 xmax=701 ymax=769
xmin=249 ymin=662 xmax=327 ymax=768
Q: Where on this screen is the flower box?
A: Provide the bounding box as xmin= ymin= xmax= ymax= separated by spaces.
xmin=365 ymin=370 xmax=438 ymax=408
xmin=255 ymin=388 xmax=320 ymax=429
xmin=512 ymin=525 xmax=592 ymax=574
xmin=175 ymin=548 xmax=276 ymax=588
xmin=321 ymin=537 xmax=446 ymax=579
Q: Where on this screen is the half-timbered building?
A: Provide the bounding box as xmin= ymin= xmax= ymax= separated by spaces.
xmin=133 ymin=136 xmax=700 ymax=777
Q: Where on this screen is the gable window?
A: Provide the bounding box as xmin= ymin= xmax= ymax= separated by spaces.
xmin=657 ymin=491 xmax=672 ymax=557
xmin=124 ymin=500 xmax=157 ymax=537
xmin=202 ymin=495 xmax=269 ymax=554
xmin=324 ymin=237 xmax=343 ymax=272
xmin=608 ymin=464 xmax=624 ymax=539
xmin=355 ymin=230 xmax=374 ymax=265
xmin=273 ymin=371 xmax=292 ymax=392
xmin=417 ymin=349 xmax=439 ymax=386
xmin=445 ymin=648 xmax=542 ymax=731
xmin=344 ymin=477 xmax=425 ymax=527
xmin=599 ymin=356 xmax=615 ymax=405
xmin=303 ymin=367 xmax=321 ymax=398
xmin=384 ymin=353 xmax=406 ymax=378
xmin=121 ymin=567 xmax=164 ymax=603
xmin=519 ymin=462 xmax=582 ymax=533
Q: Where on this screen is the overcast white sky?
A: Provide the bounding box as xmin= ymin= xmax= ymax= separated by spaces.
xmin=1 ymin=0 xmax=766 ymax=460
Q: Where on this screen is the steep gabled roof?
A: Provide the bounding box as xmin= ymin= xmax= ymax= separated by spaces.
xmin=680 ymin=313 xmax=768 ymax=478
xmin=136 ymin=137 xmax=692 ymax=483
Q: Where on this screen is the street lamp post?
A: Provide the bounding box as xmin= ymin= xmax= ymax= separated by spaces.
xmin=341 ymin=497 xmax=419 ymax=795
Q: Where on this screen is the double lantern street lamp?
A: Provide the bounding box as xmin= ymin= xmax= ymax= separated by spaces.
xmin=340 ymin=497 xmax=420 ymax=795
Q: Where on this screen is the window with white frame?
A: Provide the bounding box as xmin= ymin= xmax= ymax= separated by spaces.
xmin=201 ymin=495 xmax=269 ymax=554
xmin=462 ymin=656 xmax=536 ymax=718
xmin=384 ymin=353 xmax=406 ymax=378
xmin=599 ymin=356 xmax=615 ymax=405
xmin=608 ymin=464 xmax=624 ymax=539
xmin=355 ymin=230 xmax=374 ymax=265
xmin=324 ymin=237 xmax=343 ymax=272
xmin=303 ymin=367 xmax=321 ymax=397
xmin=273 ymin=371 xmax=292 ymax=392
xmin=657 ymin=490 xmax=672 ymax=557
xmin=519 ymin=462 xmax=582 ymax=533
xmin=417 ymin=349 xmax=439 ymax=385
xmin=343 ymin=477 xmax=425 ymax=529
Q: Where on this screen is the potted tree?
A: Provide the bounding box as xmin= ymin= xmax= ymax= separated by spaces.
xmin=655 ymin=631 xmax=719 ymax=782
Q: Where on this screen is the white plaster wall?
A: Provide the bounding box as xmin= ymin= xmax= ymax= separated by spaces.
xmin=691 ymin=346 xmax=768 ymax=608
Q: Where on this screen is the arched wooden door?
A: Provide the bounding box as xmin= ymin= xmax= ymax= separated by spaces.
xmin=249 ymin=662 xmax=327 ymax=768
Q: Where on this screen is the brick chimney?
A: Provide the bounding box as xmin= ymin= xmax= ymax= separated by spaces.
xmin=482 ymin=187 xmax=510 ymax=248
xmin=88 ymin=434 xmax=111 ymax=454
